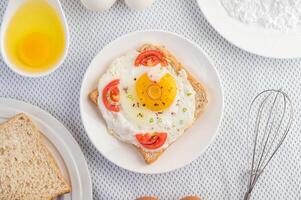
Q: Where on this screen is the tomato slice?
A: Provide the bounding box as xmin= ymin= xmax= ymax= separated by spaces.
xmin=102 ymin=79 xmax=120 ymax=112
xmin=110 ymin=86 xmax=120 ymax=102
xmin=135 ymin=50 xmax=168 ymax=67
xmin=135 ymin=132 xmax=167 ymax=149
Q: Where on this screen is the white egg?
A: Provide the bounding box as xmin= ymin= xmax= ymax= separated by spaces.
xmin=80 ymin=0 xmax=116 ymax=11
xmin=125 ymin=0 xmax=155 ymax=10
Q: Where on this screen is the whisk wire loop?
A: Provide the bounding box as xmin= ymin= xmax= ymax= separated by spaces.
xmin=244 ymin=89 xmax=293 ymax=200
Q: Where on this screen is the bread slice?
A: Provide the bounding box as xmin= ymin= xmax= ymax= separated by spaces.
xmin=0 ymin=113 xmax=71 ymax=200
xmin=89 ymin=44 xmax=208 ymax=164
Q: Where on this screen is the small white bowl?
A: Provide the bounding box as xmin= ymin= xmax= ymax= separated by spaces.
xmin=0 ymin=0 xmax=69 ymax=77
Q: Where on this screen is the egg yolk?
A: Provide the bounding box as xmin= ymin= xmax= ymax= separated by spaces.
xmin=136 ymin=73 xmax=177 ymax=111
xmin=18 ymin=32 xmax=51 ymax=67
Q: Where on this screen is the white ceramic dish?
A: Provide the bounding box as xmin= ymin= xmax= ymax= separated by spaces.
xmin=0 ymin=0 xmax=69 ymax=77
xmin=0 ymin=98 xmax=92 ymax=200
xmin=80 ymin=30 xmax=223 ymax=174
xmin=197 ymin=0 xmax=301 ymax=58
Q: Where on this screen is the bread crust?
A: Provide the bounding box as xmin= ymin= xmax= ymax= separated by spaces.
xmin=89 ymin=44 xmax=208 ymax=164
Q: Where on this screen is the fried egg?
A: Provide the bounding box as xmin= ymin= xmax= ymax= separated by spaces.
xmin=97 ymin=50 xmax=196 ymax=151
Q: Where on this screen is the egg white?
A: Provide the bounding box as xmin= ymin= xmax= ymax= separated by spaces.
xmin=97 ymin=51 xmax=196 ymax=151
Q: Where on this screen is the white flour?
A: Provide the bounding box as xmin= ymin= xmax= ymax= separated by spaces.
xmin=221 ymin=0 xmax=301 ymax=30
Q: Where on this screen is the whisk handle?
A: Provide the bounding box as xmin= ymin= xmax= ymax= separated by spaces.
xmin=243 ymin=191 xmax=251 ymax=200
xmin=244 ymin=192 xmax=251 ymax=200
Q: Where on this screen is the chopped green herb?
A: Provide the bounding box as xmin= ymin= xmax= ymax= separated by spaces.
xmin=127 ymin=94 xmax=133 ymax=100
xmin=149 ymin=118 xmax=154 ymax=123
xmin=182 ymin=107 xmax=187 ymax=112
xmin=179 ymin=120 xmax=184 ymax=124
xmin=186 ymin=92 xmax=192 ymax=96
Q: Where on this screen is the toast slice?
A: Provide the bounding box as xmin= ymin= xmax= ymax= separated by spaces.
xmin=89 ymin=44 xmax=208 ymax=164
xmin=0 ymin=113 xmax=71 ymax=200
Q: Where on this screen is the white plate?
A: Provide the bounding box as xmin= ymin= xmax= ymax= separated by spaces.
xmin=0 ymin=98 xmax=92 ymax=200
xmin=197 ymin=0 xmax=301 ymax=58
xmin=80 ymin=30 xmax=223 ymax=174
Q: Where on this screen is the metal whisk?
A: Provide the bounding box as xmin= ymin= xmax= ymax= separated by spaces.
xmin=243 ymin=89 xmax=293 ymax=200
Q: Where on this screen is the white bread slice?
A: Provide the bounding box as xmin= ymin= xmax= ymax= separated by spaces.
xmin=89 ymin=44 xmax=208 ymax=164
xmin=0 ymin=113 xmax=71 ymax=200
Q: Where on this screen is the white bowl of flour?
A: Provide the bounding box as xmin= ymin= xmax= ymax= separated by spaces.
xmin=197 ymin=0 xmax=301 ymax=58
xmin=222 ymin=0 xmax=301 ymax=31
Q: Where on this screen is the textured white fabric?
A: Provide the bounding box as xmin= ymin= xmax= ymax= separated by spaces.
xmin=0 ymin=0 xmax=300 ymax=199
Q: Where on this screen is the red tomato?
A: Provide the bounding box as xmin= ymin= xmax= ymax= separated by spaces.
xmin=110 ymin=86 xmax=120 ymax=102
xmin=135 ymin=50 xmax=168 ymax=67
xmin=102 ymin=79 xmax=120 ymax=112
xmin=135 ymin=132 xmax=167 ymax=149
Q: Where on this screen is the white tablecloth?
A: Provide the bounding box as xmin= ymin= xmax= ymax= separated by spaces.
xmin=0 ymin=0 xmax=300 ymax=199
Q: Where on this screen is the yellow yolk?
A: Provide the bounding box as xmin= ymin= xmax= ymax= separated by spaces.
xmin=4 ymin=0 xmax=65 ymax=73
xmin=18 ymin=32 xmax=51 ymax=67
xmin=136 ymin=73 xmax=177 ymax=111
xmin=147 ymin=84 xmax=162 ymax=100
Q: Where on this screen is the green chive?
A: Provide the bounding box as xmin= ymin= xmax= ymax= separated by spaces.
xmin=149 ymin=118 xmax=154 ymax=123
xmin=127 ymin=94 xmax=133 ymax=99
xmin=182 ymin=108 xmax=187 ymax=112
xmin=186 ymin=92 xmax=192 ymax=96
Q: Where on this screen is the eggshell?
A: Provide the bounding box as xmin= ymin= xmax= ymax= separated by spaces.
xmin=181 ymin=196 xmax=202 ymax=200
xmin=81 ymin=0 xmax=116 ymax=11
xmin=125 ymin=0 xmax=155 ymax=10
xmin=136 ymin=197 xmax=158 ymax=200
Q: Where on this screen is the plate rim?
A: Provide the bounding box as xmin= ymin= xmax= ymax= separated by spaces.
xmin=197 ymin=0 xmax=301 ymax=59
xmin=80 ymin=29 xmax=224 ymax=174
xmin=0 ymin=97 xmax=93 ymax=200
